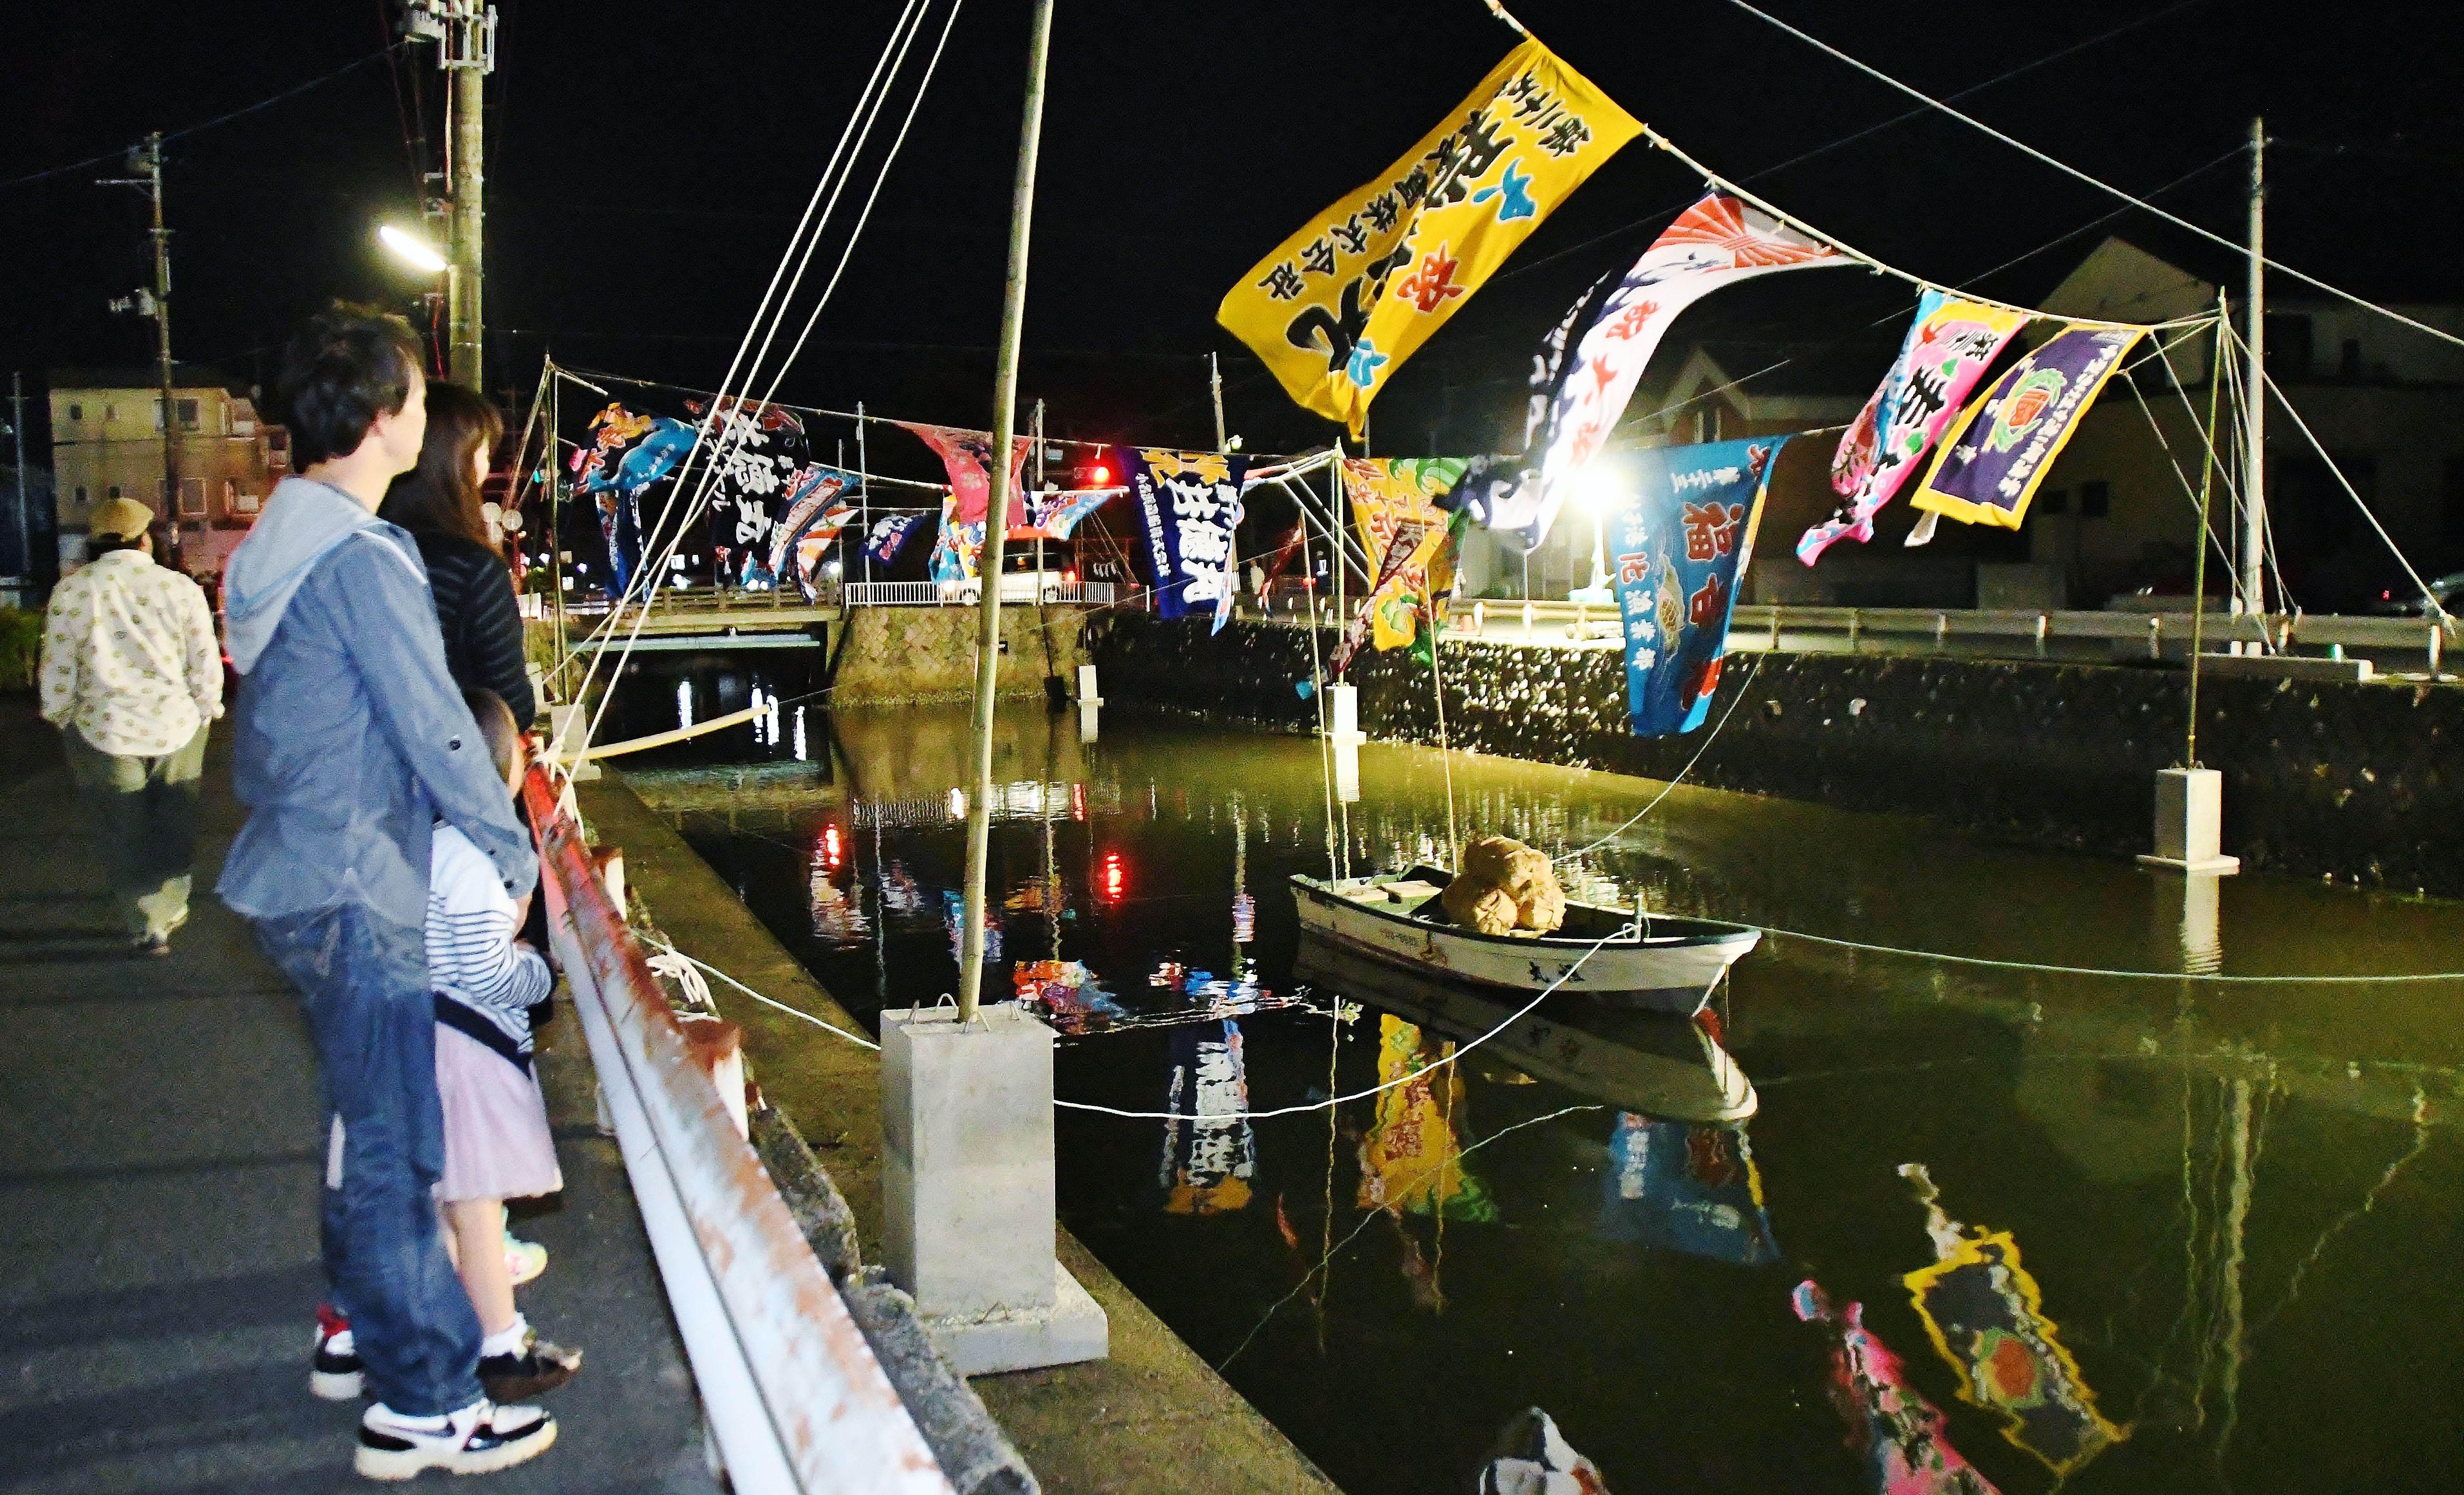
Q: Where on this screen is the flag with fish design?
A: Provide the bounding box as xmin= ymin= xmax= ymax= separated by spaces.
xmin=928 ymin=494 xmax=984 ymax=583
xmin=1219 ymin=37 xmax=1641 ymax=435
xmin=572 ymin=404 xmax=697 ymax=598
xmin=898 ymin=421 xmax=1032 ymax=530
xmin=1898 ymin=1164 xmax=2125 ymax=1476
xmin=1528 ymin=195 xmax=1845 ymax=552
xmin=1596 ymin=1114 xmax=1780 ymax=1265
xmin=1611 ymin=434 xmax=1786 ymax=737
xmin=1119 ymin=447 xmax=1249 ymax=631
xmin=761 ymin=465 xmax=860 ymax=601
xmin=864 ymin=510 xmax=929 ymax=569
xmin=1443 ymin=264 xmax=1623 ymax=546
xmin=1356 ymin=1015 xmax=1496 ymax=1222
xmin=1024 ymin=485 xmax=1114 ymax=541
xmin=1910 ymin=325 xmax=2145 ymax=528
xmin=1338 ymin=456 xmax=1470 ymax=669
xmin=1797 ymin=291 xmax=2030 ymax=564
xmin=688 ymin=396 xmax=808 ymax=519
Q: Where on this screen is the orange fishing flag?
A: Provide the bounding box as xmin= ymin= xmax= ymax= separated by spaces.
xmin=1218 ymin=37 xmax=1641 ymax=435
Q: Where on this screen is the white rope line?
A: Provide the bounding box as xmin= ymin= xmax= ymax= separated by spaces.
xmin=2224 ymin=318 xmax=2451 ymax=621
xmin=1761 ymin=925 xmax=2464 ymax=983
xmin=1552 ymin=653 xmax=1764 ymax=865
xmin=547 ymin=0 xmax=941 ymax=762
xmin=642 ymin=935 xmax=884 ymax=1050
xmin=1716 ymin=0 xmax=2464 ymax=352
xmin=1640 ymin=127 xmax=2209 ymax=333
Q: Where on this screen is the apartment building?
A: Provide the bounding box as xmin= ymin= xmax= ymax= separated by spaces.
xmin=50 ymin=365 xmax=289 ymax=578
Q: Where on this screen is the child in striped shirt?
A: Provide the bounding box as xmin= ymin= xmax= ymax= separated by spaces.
xmin=427 ymin=688 xmax=580 ymax=1398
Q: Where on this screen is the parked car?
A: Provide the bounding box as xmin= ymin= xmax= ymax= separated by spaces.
xmin=2367 ymin=570 xmax=2464 ymax=617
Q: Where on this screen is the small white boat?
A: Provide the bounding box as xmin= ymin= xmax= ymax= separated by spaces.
xmin=1290 ymin=865 xmax=1760 ymax=1018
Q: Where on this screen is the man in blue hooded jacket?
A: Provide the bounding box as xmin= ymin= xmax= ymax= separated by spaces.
xmin=220 ymin=306 xmax=556 ymax=1479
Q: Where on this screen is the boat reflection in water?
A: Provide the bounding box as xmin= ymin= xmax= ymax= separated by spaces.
xmin=1159 ymin=1018 xmax=1256 ymax=1216
xmin=1597 ymin=1113 xmax=1779 ymax=1266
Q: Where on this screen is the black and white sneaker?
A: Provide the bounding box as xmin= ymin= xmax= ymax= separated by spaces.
xmin=478 ymin=1330 xmax=582 ymax=1401
xmin=311 ymin=1305 xmax=363 ymax=1401
xmin=355 ymin=1399 xmax=556 ymax=1481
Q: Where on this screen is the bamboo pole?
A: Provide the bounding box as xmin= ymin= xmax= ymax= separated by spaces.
xmin=957 ymin=0 xmax=1056 ymax=1021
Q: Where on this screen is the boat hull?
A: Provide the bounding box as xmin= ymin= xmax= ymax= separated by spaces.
xmin=1291 ymin=874 xmax=1758 ymax=1018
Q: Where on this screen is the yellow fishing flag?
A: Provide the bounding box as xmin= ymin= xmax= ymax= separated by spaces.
xmin=1219 ymin=38 xmax=1640 ymax=435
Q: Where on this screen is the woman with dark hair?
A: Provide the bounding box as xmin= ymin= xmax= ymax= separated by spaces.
xmin=379 ymin=382 xmax=535 ymax=729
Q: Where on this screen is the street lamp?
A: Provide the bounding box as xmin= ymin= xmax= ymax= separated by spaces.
xmin=1570 ymin=465 xmax=1622 ymax=602
xmin=378 ymin=224 xmax=451 ymax=276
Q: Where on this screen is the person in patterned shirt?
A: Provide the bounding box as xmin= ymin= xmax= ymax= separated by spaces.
xmin=38 ymin=495 xmax=224 ymax=954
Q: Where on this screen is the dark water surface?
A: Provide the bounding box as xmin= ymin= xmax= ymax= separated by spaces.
xmin=608 ymin=663 xmax=2464 ymax=1495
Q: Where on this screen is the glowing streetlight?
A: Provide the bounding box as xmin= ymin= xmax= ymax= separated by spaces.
xmin=378 ymin=224 xmax=451 ymax=276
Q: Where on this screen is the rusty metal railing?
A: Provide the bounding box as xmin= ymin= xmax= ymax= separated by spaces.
xmin=524 ymin=764 xmax=954 ymax=1495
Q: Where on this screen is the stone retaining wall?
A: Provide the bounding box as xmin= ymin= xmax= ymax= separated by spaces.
xmin=832 ymin=603 xmax=1091 ymax=703
xmin=1089 ymin=615 xmax=2464 ymax=897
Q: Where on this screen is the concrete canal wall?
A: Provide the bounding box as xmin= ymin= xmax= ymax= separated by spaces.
xmin=1089 ymin=615 xmax=2464 ymax=898
xmin=831 ymin=604 xmax=1093 ymax=704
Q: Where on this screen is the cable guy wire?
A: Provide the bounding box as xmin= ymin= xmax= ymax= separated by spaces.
xmin=1716 ymin=0 xmax=2464 ymax=351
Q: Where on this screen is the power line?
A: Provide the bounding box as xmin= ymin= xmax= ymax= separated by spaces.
xmin=0 ymin=46 xmax=403 ymax=192
xmin=1714 ymin=0 xmax=2464 ymax=350
xmin=1503 ymin=0 xmax=2214 ymax=284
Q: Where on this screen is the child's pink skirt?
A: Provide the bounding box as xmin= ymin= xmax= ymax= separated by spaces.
xmin=434 ymin=1025 xmax=563 ymax=1203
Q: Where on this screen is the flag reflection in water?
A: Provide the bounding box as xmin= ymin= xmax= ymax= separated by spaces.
xmin=1160 ymin=1019 xmax=1255 ymax=1215
xmin=1793 ymin=1279 xmax=2000 ymax=1495
xmin=1356 ymin=1015 xmax=1496 ymax=1222
xmin=1596 ymin=1114 xmax=1779 ymax=1265
xmin=807 ymin=823 xmax=868 ymax=945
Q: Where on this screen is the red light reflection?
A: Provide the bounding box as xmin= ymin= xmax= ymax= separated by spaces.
xmin=820 ymin=822 xmax=844 ymax=873
xmin=1098 ymin=850 xmax=1125 ymax=905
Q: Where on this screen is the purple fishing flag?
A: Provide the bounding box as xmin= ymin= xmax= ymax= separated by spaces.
xmin=1911 ymin=325 xmax=2144 ymax=530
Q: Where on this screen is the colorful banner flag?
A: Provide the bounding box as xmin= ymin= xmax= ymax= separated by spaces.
xmin=572 ymin=404 xmax=696 ymax=598
xmin=1910 ymin=325 xmax=2144 ymax=529
xmin=1900 ymin=1165 xmax=2125 ymax=1476
xmin=898 ymin=422 xmax=1030 ymax=530
xmin=1442 ymin=263 xmax=1623 ymax=545
xmin=688 ymin=396 xmax=809 ymax=515
xmin=1218 ymin=38 xmax=1640 ymax=435
xmin=763 ymin=465 xmax=859 ymax=601
xmin=1120 ymin=447 xmax=1249 ymax=630
xmin=864 ymin=511 xmax=929 ymax=568
xmin=928 ymin=495 xmax=984 ymax=583
xmin=1530 ymin=196 xmax=1844 ymax=552
xmin=1023 ymin=486 xmax=1113 ymax=541
xmin=1338 ymin=456 xmax=1468 ymax=665
xmin=1797 ymin=291 xmax=2030 ymax=564
xmin=1610 ymin=434 xmax=1783 ymax=737
xmin=1596 ymin=1114 xmax=1780 ymax=1265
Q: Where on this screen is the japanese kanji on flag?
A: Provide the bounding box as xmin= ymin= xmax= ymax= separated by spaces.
xmin=1118 ymin=447 xmax=1249 ymax=631
xmin=1218 ymin=36 xmax=1639 ymax=436
xmin=1335 ymin=456 xmax=1468 ymax=672
xmin=1910 ymin=325 xmax=2145 ymax=530
xmin=1525 ymin=195 xmax=1845 ymax=554
xmin=1610 ymin=434 xmax=1798 ymax=737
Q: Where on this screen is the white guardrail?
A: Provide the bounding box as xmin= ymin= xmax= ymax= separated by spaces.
xmin=522 ymin=766 xmax=957 ymax=1495
xmin=846 ymin=578 xmax=1116 ymax=607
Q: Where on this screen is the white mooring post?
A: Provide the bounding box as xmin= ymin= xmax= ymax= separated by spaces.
xmin=1075 ymin=662 xmax=1102 ymax=705
xmin=881 ymin=1002 xmax=1107 ymax=1375
xmin=2137 ymin=767 xmax=2241 ymax=876
xmin=1327 ymin=681 xmax=1366 ymax=745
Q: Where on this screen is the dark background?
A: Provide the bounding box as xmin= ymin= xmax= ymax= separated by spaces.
xmin=4 ymin=0 xmax=2459 ymax=461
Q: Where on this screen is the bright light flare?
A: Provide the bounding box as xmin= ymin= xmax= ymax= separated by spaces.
xmin=1572 ymin=465 xmax=1624 ymax=514
xmin=377 ymin=224 xmax=450 ymax=275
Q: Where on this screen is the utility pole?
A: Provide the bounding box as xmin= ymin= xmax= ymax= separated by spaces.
xmin=404 ymin=2 xmax=495 ymax=386
xmin=956 ymin=0 xmax=1057 ymax=1022
xmin=103 ymin=133 xmax=178 ymax=563
xmin=2241 ymin=116 xmax=2267 ymax=625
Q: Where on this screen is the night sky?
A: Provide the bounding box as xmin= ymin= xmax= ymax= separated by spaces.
xmin=5 ymin=0 xmax=2459 ymax=460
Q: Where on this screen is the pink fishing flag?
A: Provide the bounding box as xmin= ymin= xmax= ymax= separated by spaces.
xmin=897 ymin=422 xmax=1032 ymax=531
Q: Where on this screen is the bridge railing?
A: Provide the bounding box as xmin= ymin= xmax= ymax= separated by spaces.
xmin=846 ymin=578 xmax=1117 ymax=607
xmin=521 ymin=765 xmax=956 ymax=1495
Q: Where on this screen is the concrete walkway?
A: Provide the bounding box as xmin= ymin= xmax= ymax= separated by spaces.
xmin=577 ymin=775 xmax=1344 ymax=1495
xmin=0 ymin=702 xmax=718 ymax=1494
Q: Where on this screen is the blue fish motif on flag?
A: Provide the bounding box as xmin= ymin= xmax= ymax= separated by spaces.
xmin=1611 ymin=434 xmax=1793 ymax=737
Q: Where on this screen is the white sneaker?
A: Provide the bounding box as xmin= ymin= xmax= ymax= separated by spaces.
xmin=355 ymin=1398 xmax=556 ymax=1481
xmin=310 ymin=1306 xmax=362 ymax=1401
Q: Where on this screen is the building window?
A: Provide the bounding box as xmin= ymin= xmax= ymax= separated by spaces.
xmin=222 ymin=480 xmax=237 ymax=512
xmin=104 ymin=404 xmax=118 ymax=422
xmin=107 ymin=484 xmax=122 ymax=501
xmin=2040 ymin=488 xmax=2068 ymax=514
xmin=74 ymin=485 xmax=89 ymax=505
xmin=178 ymin=478 xmax=206 ymax=517
xmin=2081 ymin=480 xmax=2111 ymax=519
xmin=66 ymin=403 xmax=82 ymax=422
xmin=2266 ymin=313 xmax=2313 ymax=381
xmin=232 ymin=490 xmax=261 ymax=515
xmin=2340 ymin=338 xmax=2364 ymax=381
xmin=178 ymin=398 xmax=200 ymax=430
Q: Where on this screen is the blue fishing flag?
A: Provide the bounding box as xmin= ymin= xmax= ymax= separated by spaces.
xmin=1611 ymin=435 xmax=1788 ymax=737
xmin=1119 ymin=447 xmax=1248 ymax=628
xmin=865 ymin=511 xmax=929 ymax=568
xmin=1597 ymin=1114 xmax=1779 ymax=1265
